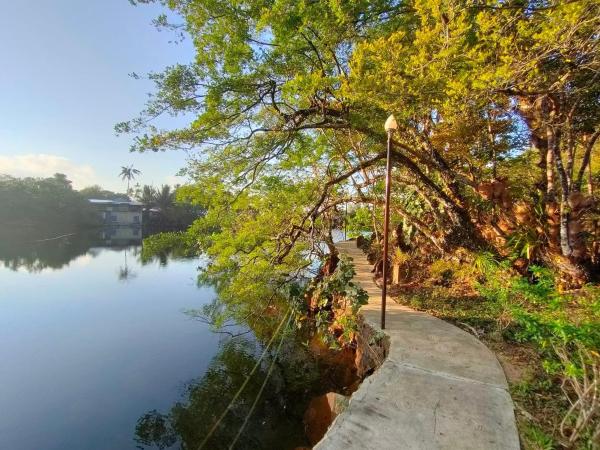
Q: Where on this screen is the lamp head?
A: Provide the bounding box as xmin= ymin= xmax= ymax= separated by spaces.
xmin=384 ymin=114 xmax=398 ymax=133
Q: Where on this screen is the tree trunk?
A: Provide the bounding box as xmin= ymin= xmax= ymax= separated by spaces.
xmin=487 ymin=116 xmax=497 ymax=179
xmin=546 ymin=128 xmax=556 ymax=200
xmin=588 ymin=153 xmax=593 ymax=196
xmin=530 ymin=134 xmax=550 ymax=200
xmin=542 ymin=251 xmax=588 ymax=289
xmin=392 ymin=206 xmax=445 ymax=253
xmin=558 ymin=200 xmax=572 ymax=257
xmin=548 ymin=124 xmax=573 ymax=257
xmin=321 ymin=237 xmax=340 ymax=277
xmin=517 ymin=96 xmax=589 ymax=286
xmin=392 ymin=264 xmax=401 ymax=284
xmin=574 ymin=130 xmax=599 ymax=193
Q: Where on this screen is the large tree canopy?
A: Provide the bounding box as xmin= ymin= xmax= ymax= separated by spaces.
xmin=122 ymin=0 xmax=600 ymax=296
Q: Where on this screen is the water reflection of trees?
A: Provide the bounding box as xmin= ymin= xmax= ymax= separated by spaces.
xmin=134 ymin=331 xmax=341 ymax=450
xmin=139 ymin=237 xmax=198 ymax=268
xmin=0 ymin=231 xmax=149 ymax=274
xmin=0 ymin=234 xmax=95 ymax=272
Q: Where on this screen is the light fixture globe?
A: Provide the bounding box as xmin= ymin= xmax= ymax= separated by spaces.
xmin=384 ymin=114 xmax=398 ymax=133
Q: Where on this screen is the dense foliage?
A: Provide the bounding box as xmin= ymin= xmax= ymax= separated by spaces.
xmin=135 ymin=184 xmax=205 ymax=233
xmin=141 ymin=230 xmax=197 ymax=262
xmin=123 ymin=0 xmax=599 ymax=286
xmin=79 ymin=185 xmax=129 ymax=201
xmin=0 ymin=173 xmax=99 ymax=238
xmin=123 ymin=2 xmax=600 ymax=446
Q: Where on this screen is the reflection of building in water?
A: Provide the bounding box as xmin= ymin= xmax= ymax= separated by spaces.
xmin=87 ymin=200 xmax=143 ymax=246
xmin=88 ymin=199 xmax=143 ymax=226
xmin=97 ymin=226 xmax=142 ymax=246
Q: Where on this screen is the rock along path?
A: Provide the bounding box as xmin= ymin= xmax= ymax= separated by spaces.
xmin=315 ymin=241 xmax=520 ymax=450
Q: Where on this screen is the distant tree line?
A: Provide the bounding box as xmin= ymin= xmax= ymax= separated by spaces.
xmin=0 ymin=173 xmax=203 ymax=239
xmin=79 ymin=185 xmax=129 ymax=201
xmin=0 ymin=173 xmax=98 ymax=239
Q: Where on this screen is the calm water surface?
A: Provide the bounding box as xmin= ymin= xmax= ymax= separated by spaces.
xmin=0 ymin=232 xmax=323 ymax=450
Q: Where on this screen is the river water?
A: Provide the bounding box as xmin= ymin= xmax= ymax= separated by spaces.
xmin=0 ymin=230 xmax=347 ymax=450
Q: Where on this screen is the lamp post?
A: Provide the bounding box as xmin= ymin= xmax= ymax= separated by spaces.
xmin=381 ymin=114 xmax=398 ymax=330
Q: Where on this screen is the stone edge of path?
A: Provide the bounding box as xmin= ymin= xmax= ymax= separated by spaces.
xmin=314 ymin=241 xmax=520 ymax=450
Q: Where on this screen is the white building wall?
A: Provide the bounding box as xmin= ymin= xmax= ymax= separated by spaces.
xmin=102 ymin=210 xmax=142 ymax=226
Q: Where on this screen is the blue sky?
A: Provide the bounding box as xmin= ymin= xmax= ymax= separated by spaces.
xmin=0 ymin=0 xmax=194 ymax=191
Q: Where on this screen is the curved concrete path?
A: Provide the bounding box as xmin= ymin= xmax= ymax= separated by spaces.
xmin=315 ymin=241 xmax=520 ymax=450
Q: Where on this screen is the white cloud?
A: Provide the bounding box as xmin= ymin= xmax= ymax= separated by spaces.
xmin=0 ymin=154 xmax=100 ymax=189
xmin=164 ymin=174 xmax=188 ymax=187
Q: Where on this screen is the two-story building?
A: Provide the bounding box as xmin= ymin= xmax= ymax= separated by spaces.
xmin=88 ymin=199 xmax=143 ymax=226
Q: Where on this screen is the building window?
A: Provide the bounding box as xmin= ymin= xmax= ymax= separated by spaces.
xmin=133 ymin=215 xmax=140 ymax=223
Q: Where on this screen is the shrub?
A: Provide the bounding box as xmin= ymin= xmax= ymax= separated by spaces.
xmin=476 ymin=264 xmax=600 ymax=447
xmin=299 ymin=256 xmax=369 ymax=349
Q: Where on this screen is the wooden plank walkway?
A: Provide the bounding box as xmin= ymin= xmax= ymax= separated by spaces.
xmin=315 ymin=241 xmax=520 ymax=450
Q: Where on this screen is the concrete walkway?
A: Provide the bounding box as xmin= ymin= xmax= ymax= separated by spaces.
xmin=315 ymin=241 xmax=520 ymax=450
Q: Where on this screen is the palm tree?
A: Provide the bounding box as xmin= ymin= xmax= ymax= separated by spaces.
xmin=119 ymin=165 xmax=141 ymax=196
xmin=154 ymin=184 xmax=175 ymax=212
xmin=136 ymin=185 xmax=157 ymax=208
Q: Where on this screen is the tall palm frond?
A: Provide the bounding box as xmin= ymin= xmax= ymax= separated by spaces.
xmin=154 ymin=184 xmax=175 ymax=211
xmin=118 ymin=164 xmax=141 ymax=195
xmin=137 ymin=185 xmax=157 ymax=208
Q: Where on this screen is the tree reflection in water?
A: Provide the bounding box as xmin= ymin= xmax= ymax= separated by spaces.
xmin=0 ymin=230 xmax=143 ymax=274
xmin=134 ymin=329 xmax=349 ymax=450
xmin=0 ymin=233 xmax=95 ymax=272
